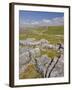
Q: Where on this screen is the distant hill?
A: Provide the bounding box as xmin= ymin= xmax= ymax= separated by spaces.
xmin=19 ymin=26 xmax=48 ymax=33
xmin=42 ymin=26 xmax=64 ymax=35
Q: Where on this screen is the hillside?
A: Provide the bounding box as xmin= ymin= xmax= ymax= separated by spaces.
xmin=19 ymin=26 xmax=64 ymax=44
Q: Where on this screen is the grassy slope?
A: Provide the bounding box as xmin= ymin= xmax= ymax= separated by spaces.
xmin=19 ymin=26 xmax=64 ymax=44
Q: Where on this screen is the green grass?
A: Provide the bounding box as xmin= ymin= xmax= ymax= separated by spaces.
xmin=41 ymin=49 xmax=61 ymax=58
xmin=43 ymin=26 xmax=64 ymax=35
xmin=19 ymin=26 xmax=64 ymax=58
xmin=19 ymin=26 xmax=64 ymax=44
xmin=19 ymin=64 xmax=42 ymax=79
xmin=19 ymin=25 xmax=64 ymax=60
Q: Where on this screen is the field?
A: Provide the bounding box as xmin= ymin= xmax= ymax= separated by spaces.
xmin=20 ymin=26 xmax=64 ymax=58
xmin=19 ymin=26 xmax=64 ymax=79
xmin=20 ymin=26 xmax=64 ymax=44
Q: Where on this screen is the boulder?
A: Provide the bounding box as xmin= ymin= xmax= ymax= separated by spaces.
xmin=47 ymin=56 xmax=64 ymax=77
xmin=50 ymin=59 xmax=64 ymax=77
xmin=19 ymin=48 xmax=41 ymax=69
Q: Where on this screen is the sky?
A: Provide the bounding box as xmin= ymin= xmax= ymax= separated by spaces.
xmin=19 ymin=10 xmax=64 ymax=27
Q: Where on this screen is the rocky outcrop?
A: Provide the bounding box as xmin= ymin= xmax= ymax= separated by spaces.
xmin=19 ymin=47 xmax=41 ymax=73
xmin=20 ymin=38 xmax=64 ymax=51
xmin=19 ymin=38 xmax=64 ymax=78
xmin=35 ymin=55 xmax=64 ymax=78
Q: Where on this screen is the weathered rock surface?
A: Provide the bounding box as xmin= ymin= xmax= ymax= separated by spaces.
xmin=19 ymin=38 xmax=64 ymax=78
xmin=50 ymin=56 xmax=64 ymax=77
xmin=19 ymin=47 xmax=41 ymax=73
xmin=35 ymin=55 xmax=64 ymax=78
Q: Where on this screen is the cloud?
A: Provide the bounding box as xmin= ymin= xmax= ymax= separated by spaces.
xmin=42 ymin=19 xmax=51 ymax=23
xmin=20 ymin=16 xmax=64 ymax=27
xmin=52 ymin=17 xmax=64 ymax=23
xmin=51 ymin=17 xmax=64 ymax=26
xmin=31 ymin=21 xmax=40 ymax=25
xmin=41 ymin=17 xmax=64 ymax=26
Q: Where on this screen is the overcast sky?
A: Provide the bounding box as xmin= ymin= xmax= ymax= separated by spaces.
xmin=19 ymin=10 xmax=64 ymax=27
